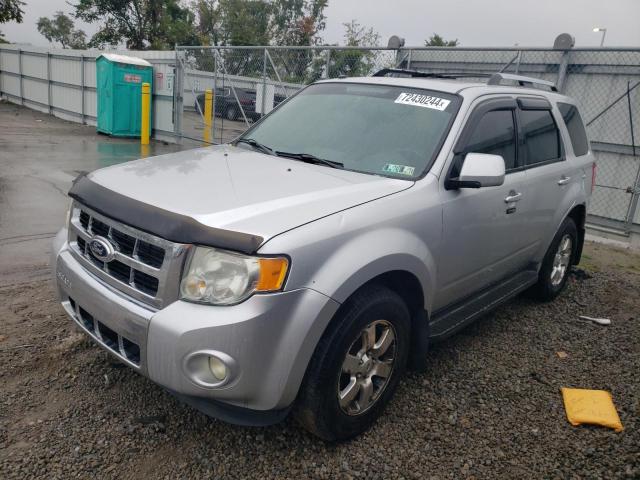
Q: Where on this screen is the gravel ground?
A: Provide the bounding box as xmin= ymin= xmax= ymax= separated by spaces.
xmin=1 ymin=242 xmax=639 ymax=479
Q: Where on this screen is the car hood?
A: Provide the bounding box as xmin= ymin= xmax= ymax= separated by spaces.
xmin=87 ymin=145 xmax=413 ymax=244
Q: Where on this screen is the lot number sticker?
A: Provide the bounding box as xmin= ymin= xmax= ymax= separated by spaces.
xmin=394 ymin=92 xmax=450 ymax=111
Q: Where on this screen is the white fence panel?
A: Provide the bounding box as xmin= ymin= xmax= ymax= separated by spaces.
xmin=84 ymin=89 xmax=97 ymax=119
xmin=1 ymin=45 xmax=176 ymax=142
xmin=0 ymin=49 xmax=19 ymax=73
xmin=1 ymin=73 xmax=20 ymax=97
xmin=51 ymin=83 xmax=82 ymax=114
xmin=22 ymin=77 xmax=48 ymax=105
xmin=21 ymin=53 xmax=47 ymax=78
xmin=50 ymin=56 xmax=82 ymax=87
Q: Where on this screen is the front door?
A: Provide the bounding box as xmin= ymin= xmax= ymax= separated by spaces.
xmin=435 ymin=101 xmax=532 ymax=310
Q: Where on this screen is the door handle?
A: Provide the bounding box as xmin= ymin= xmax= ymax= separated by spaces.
xmin=504 ymin=192 xmax=522 ymax=203
xmin=557 ymin=176 xmax=571 ymax=186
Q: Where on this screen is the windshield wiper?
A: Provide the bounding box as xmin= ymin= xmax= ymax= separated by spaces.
xmin=236 ymin=138 xmax=274 ymax=156
xmin=275 ymin=151 xmax=344 ymax=169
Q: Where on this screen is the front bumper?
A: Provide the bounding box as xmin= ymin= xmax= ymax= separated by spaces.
xmin=52 ymin=230 xmax=340 ymax=420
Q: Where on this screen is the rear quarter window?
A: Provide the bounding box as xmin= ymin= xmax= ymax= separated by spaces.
xmin=557 ymin=102 xmax=590 ymax=157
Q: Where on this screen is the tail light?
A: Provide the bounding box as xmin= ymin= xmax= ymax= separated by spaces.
xmin=591 ymin=162 xmax=597 ymax=193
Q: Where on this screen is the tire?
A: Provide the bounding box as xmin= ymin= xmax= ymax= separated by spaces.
xmin=225 ymin=105 xmax=238 ymax=121
xmin=530 ymin=217 xmax=577 ymax=301
xmin=295 ymin=284 xmax=410 ymax=441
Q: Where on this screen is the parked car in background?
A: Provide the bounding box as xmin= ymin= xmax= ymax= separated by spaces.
xmin=195 ymin=88 xmax=286 ymax=121
xmin=53 ymin=70 xmax=594 ymax=441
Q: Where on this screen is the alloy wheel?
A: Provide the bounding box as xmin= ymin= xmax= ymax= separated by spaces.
xmin=337 ymin=320 xmax=397 ymax=416
xmin=550 ymin=234 xmax=572 ymax=287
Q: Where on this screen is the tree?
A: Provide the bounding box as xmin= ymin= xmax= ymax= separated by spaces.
xmin=424 ymin=33 xmax=459 ymax=47
xmin=192 ymin=0 xmax=223 ymax=46
xmin=0 ymin=0 xmax=25 ymax=43
xmin=307 ymin=20 xmax=380 ymax=82
xmin=73 ymin=0 xmax=199 ymax=49
xmin=188 ymin=0 xmax=328 ymax=79
xmin=269 ymin=0 xmax=327 ymax=46
xmin=37 ymin=12 xmax=87 ymax=49
xmin=191 ymin=0 xmax=327 ymax=47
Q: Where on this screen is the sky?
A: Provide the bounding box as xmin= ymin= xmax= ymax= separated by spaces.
xmin=2 ymin=0 xmax=639 ymax=48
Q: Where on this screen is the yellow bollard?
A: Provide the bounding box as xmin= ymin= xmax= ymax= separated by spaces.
xmin=204 ymin=88 xmax=213 ymax=144
xmin=141 ymin=82 xmax=150 ymax=146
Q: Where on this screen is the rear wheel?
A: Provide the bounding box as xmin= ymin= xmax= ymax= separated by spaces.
xmin=530 ymin=217 xmax=577 ymax=301
xmin=295 ymin=285 xmax=410 ymax=441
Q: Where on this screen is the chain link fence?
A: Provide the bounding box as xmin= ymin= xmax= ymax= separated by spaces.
xmin=175 ymin=46 xmax=397 ymax=145
xmin=175 ymin=46 xmax=640 ymax=234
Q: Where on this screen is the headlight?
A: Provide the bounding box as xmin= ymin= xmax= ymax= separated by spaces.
xmin=180 ymin=246 xmax=289 ymax=305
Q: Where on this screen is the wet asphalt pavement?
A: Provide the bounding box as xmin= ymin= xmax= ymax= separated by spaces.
xmin=0 ymin=101 xmax=186 ymax=286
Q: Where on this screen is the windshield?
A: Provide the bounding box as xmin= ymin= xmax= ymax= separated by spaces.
xmin=239 ymin=82 xmax=460 ymax=179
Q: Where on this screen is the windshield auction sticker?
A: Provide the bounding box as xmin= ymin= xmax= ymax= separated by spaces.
xmin=383 ymin=164 xmax=415 ymax=176
xmin=394 ymin=92 xmax=450 ymax=111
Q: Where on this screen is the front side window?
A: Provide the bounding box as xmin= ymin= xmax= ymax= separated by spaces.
xmin=520 ymin=110 xmax=562 ymax=165
xmin=557 ymin=102 xmax=589 ymax=156
xmin=464 ymin=109 xmax=517 ymax=170
xmin=239 ymin=83 xmax=460 ymax=179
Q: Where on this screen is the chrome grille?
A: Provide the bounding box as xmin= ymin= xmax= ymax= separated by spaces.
xmin=68 ymin=202 xmax=190 ymax=309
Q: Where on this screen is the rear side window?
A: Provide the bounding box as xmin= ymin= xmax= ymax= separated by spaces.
xmin=464 ymin=110 xmax=517 ymax=170
xmin=520 ymin=110 xmax=562 ymax=165
xmin=557 ymin=103 xmax=589 ymax=156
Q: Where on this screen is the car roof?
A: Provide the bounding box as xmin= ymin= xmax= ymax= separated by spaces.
xmin=316 ymin=76 xmax=574 ymax=103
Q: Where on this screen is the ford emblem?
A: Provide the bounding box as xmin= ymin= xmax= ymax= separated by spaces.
xmin=88 ymin=236 xmax=115 ymax=262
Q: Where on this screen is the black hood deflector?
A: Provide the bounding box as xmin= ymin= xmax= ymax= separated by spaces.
xmin=68 ymin=175 xmax=264 ymax=254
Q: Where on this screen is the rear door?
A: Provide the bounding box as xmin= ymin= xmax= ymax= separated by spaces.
xmin=436 ymin=97 xmax=531 ymax=310
xmin=516 ymin=97 xmax=578 ymax=259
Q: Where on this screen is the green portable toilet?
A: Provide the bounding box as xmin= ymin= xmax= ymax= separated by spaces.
xmin=96 ymin=54 xmax=153 ymax=137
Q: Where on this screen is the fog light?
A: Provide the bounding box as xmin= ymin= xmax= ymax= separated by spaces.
xmin=182 ymin=350 xmax=237 ymax=388
xmin=208 ymin=355 xmax=228 ymax=381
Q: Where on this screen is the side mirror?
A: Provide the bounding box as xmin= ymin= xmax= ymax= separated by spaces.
xmin=447 ymin=153 xmax=506 ymax=189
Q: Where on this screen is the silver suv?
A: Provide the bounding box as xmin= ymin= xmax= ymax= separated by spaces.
xmin=52 ymin=71 xmax=595 ymax=441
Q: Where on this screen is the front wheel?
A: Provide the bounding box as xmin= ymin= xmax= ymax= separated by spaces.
xmin=530 ymin=217 xmax=577 ymax=301
xmin=295 ymin=285 xmax=410 ymax=441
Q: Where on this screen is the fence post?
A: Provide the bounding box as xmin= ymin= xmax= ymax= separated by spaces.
xmin=625 ymin=81 xmax=640 ymax=231
xmin=556 ymin=49 xmax=570 ymax=93
xmin=261 ymin=48 xmax=267 ymax=117
xmin=324 ymin=49 xmax=331 ymax=78
xmin=46 ymin=52 xmax=52 ymax=114
xmin=173 ymin=49 xmax=183 ymax=144
xmin=80 ymin=55 xmax=85 ymax=124
xmin=407 ymin=49 xmax=412 ymax=70
xmin=18 ymin=48 xmax=23 ymax=105
xmin=213 ymin=49 xmax=217 ymax=142
xmin=0 ymin=48 xmax=3 ymax=97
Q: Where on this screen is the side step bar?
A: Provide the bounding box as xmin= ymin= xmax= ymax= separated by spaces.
xmin=429 ymin=270 xmax=538 ymax=340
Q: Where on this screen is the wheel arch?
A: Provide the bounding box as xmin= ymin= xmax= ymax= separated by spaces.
xmin=567 ymin=203 xmax=587 ymax=264
xmin=353 ymin=270 xmax=430 ymax=371
xmin=315 ymin=268 xmax=431 ymax=374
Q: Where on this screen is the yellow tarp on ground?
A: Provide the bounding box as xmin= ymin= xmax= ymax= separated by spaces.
xmin=561 ymin=388 xmax=624 ymax=432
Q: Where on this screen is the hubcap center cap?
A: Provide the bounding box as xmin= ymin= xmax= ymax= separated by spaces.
xmin=360 ymin=354 xmax=373 ymax=373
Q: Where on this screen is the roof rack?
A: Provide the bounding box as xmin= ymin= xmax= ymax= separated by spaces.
xmin=487 ymin=73 xmax=557 ymax=92
xmin=372 ymin=68 xmax=490 ymax=80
